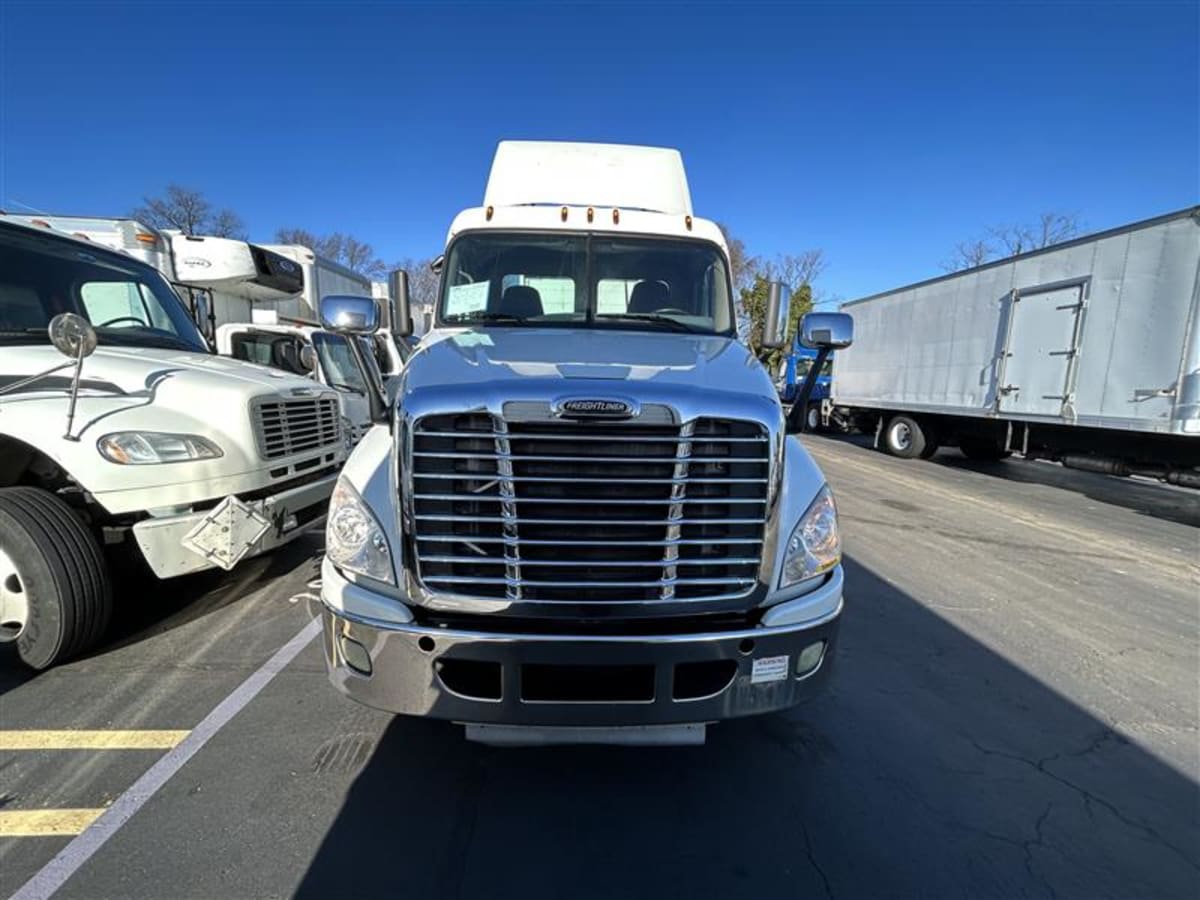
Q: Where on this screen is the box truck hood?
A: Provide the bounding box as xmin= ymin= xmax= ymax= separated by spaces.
xmin=2 ymin=345 xmax=319 ymax=399
xmin=401 ymin=327 xmax=780 ymax=422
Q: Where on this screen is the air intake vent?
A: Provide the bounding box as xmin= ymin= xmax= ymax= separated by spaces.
xmin=252 ymin=396 xmax=342 ymax=460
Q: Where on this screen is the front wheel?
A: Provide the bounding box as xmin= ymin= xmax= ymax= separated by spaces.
xmin=883 ymin=415 xmax=937 ymax=459
xmin=806 ymin=403 xmax=822 ymax=433
xmin=0 ymin=487 xmax=112 ymax=669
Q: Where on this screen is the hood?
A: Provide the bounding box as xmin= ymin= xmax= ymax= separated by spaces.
xmin=400 ymin=327 xmax=781 ymax=424
xmin=2 ymin=345 xmax=323 ymax=399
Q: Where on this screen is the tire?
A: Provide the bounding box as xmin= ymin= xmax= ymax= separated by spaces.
xmin=883 ymin=415 xmax=931 ymax=459
xmin=806 ymin=403 xmax=822 ymax=433
xmin=960 ymin=438 xmax=1012 ymax=461
xmin=0 ymin=487 xmax=112 ymax=670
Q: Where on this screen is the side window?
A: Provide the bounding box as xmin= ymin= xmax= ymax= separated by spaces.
xmin=80 ymin=282 xmax=148 ymax=327
xmin=597 ymin=279 xmax=640 ymax=314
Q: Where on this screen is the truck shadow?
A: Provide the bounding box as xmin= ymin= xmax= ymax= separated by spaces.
xmin=294 ymin=556 xmax=1199 ymax=900
xmin=0 ymin=535 xmax=322 ymax=695
xmin=819 ymin=433 xmax=1200 ymax=528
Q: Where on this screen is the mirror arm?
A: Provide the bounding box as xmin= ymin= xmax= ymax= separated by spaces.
xmin=0 ymin=361 xmax=76 ymax=399
xmin=62 ymin=341 xmax=89 ymax=441
xmin=345 ymin=336 xmax=389 ymax=426
xmin=787 ymin=345 xmax=832 ymax=433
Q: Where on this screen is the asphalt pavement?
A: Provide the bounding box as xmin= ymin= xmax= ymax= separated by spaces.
xmin=1 ymin=435 xmax=1197 ymax=899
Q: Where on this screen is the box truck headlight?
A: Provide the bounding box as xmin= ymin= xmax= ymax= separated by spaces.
xmin=98 ymin=432 xmax=224 ymax=465
xmin=781 ymin=485 xmax=841 ymax=588
xmin=327 ymin=477 xmax=394 ymax=584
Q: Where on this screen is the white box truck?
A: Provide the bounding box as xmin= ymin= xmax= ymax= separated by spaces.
xmin=0 ymin=218 xmax=346 ymax=669
xmin=826 ymin=207 xmax=1199 ymax=486
xmin=313 ymin=141 xmax=852 ymax=745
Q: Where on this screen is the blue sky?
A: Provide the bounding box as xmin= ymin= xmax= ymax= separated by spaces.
xmin=1 ymin=0 xmax=1196 ymax=303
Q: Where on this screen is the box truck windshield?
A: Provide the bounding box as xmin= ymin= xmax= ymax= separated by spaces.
xmin=1 ymin=235 xmax=207 ymax=353
xmin=440 ymin=233 xmax=733 ymax=334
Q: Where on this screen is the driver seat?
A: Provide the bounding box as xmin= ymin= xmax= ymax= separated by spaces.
xmin=627 ymin=280 xmax=670 ymax=313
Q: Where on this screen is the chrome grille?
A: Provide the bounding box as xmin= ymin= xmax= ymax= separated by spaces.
xmin=252 ymin=396 xmax=342 ymax=459
xmin=410 ymin=412 xmax=769 ymax=604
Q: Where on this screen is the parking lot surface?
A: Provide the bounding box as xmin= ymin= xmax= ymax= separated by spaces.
xmin=1 ymin=435 xmax=1197 ymax=899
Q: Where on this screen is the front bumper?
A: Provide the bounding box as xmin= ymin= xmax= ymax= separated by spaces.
xmin=320 ymin=566 xmax=843 ymax=727
xmin=132 ymin=471 xmax=337 ymax=578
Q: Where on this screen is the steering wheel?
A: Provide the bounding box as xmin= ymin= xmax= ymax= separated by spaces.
xmin=96 ymin=316 xmax=146 ymax=327
xmin=649 ymin=308 xmax=690 ymax=316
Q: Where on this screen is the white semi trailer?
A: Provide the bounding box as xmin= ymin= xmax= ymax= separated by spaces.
xmin=827 ymin=207 xmax=1200 ymax=487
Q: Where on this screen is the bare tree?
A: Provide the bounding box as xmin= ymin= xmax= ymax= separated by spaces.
xmin=942 ymin=238 xmax=996 ymax=272
xmin=716 ymin=222 xmax=759 ymax=294
xmin=275 ymin=228 xmax=385 ymax=278
xmin=393 ymin=256 xmax=441 ymax=307
xmin=209 ymin=209 xmax=246 ymax=239
xmin=945 ymin=211 xmax=1082 ymax=272
xmin=763 ymin=249 xmax=827 ymax=290
xmin=133 ymin=184 xmax=245 ymax=238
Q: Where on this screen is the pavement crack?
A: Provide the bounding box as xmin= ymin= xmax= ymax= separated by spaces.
xmin=800 ymin=823 xmax=835 ymax=900
xmin=968 ymin=734 xmax=1199 ymax=872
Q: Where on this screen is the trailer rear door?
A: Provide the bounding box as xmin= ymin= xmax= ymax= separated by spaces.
xmin=998 ymin=282 xmax=1085 ymax=417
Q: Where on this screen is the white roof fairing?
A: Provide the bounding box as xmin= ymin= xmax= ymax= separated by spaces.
xmin=483 ymin=141 xmax=694 ymax=216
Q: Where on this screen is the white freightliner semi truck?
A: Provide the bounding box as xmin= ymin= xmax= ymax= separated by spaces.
xmin=0 ymin=219 xmax=346 ymax=669
xmin=314 ymin=141 xmax=853 ymax=745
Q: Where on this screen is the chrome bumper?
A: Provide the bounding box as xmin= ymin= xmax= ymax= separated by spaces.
xmin=132 ymin=471 xmax=337 ymax=578
xmin=320 ymin=572 xmax=842 ymax=727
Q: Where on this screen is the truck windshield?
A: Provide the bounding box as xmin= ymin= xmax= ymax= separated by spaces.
xmin=0 ymin=225 xmax=208 ymax=352
xmin=438 ymin=232 xmax=734 ymax=334
xmin=311 ymin=331 xmax=369 ymax=395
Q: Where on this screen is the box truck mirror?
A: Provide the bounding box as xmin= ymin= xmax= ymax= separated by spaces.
xmin=388 ymin=269 xmax=413 ymax=338
xmin=299 ymin=345 xmax=318 ymax=373
xmin=761 ymin=281 xmax=793 ymax=349
xmin=799 ymin=312 xmax=853 ymax=350
xmin=320 ymin=295 xmax=380 ymax=335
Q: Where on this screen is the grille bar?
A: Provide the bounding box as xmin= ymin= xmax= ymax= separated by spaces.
xmin=410 ymin=412 xmax=769 ymax=604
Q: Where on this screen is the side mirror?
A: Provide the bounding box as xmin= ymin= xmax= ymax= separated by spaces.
xmin=761 ymin=282 xmax=792 ymax=349
xmin=799 ymin=312 xmax=854 ymax=350
xmin=320 ymin=295 xmax=380 ymax=335
xmin=48 ymin=313 xmax=97 ymax=359
xmin=388 ymin=269 xmax=413 ymax=338
xmin=299 ymin=345 xmax=318 ymax=373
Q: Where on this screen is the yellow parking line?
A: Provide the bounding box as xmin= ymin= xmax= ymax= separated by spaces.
xmin=0 ymin=730 xmax=189 ymax=750
xmin=0 ymin=810 xmax=104 ymax=837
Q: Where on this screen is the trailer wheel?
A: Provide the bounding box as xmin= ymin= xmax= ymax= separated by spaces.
xmin=806 ymin=403 xmax=822 ymax=433
xmin=959 ymin=438 xmax=1011 ymax=461
xmin=883 ymin=415 xmax=931 ymax=459
xmin=0 ymin=487 xmax=112 ymax=670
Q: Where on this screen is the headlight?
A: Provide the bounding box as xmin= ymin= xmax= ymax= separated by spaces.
xmin=780 ymin=485 xmax=841 ymax=588
xmin=327 ymin=477 xmax=394 ymax=584
xmin=97 ymin=432 xmax=223 ymax=465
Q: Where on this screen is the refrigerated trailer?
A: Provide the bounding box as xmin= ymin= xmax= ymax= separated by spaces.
xmin=829 ymin=207 xmax=1200 ymax=486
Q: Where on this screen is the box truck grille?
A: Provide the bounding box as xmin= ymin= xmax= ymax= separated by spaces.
xmin=410 ymin=413 xmax=769 ymax=604
xmin=252 ymin=396 xmax=342 ymax=459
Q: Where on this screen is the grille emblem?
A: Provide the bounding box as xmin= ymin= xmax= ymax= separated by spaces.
xmin=553 ymin=397 xmax=639 ymax=419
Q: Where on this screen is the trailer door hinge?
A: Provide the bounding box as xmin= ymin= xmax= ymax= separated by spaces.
xmin=1047 ymin=348 xmax=1077 ymax=357
xmin=998 ymin=384 xmax=1019 ymax=395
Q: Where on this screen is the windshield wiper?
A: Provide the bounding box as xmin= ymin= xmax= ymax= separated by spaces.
xmin=0 ymin=328 xmax=50 ymax=341
xmin=329 ymin=382 xmax=365 ymax=395
xmin=597 ymin=314 xmax=700 ymax=333
xmin=444 ymin=311 xmax=528 ymax=325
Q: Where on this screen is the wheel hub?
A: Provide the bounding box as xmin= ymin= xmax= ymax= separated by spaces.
xmin=0 ymin=547 xmax=28 ymax=642
xmin=891 ymin=422 xmax=912 ymax=451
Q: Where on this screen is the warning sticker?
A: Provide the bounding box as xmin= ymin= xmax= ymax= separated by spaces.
xmin=750 ymin=655 xmax=789 ymax=684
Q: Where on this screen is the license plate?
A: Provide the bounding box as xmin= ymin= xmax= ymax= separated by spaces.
xmin=182 ymin=496 xmax=271 ymax=571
